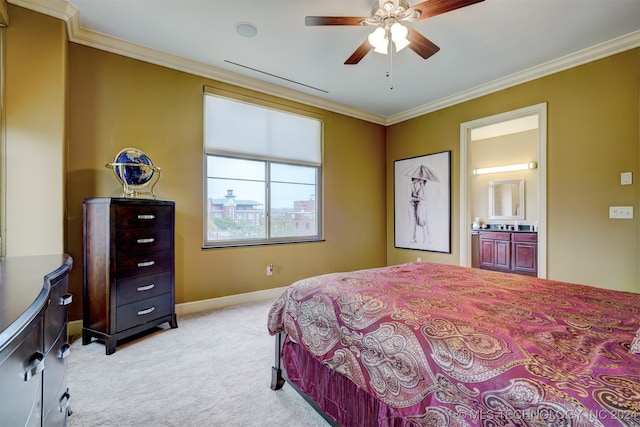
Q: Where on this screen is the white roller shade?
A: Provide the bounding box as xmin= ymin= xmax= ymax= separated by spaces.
xmin=204 ymin=94 xmax=322 ymax=165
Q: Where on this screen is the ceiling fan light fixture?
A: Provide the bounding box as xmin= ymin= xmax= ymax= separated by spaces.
xmin=390 ymin=22 xmax=409 ymax=51
xmin=307 ymin=0 xmax=483 ymax=67
xmin=374 ymin=38 xmax=389 ymax=54
xmin=368 ymin=27 xmax=388 ymax=53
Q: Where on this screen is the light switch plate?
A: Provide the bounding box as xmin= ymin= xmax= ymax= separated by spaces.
xmin=621 ymin=172 xmax=632 ymax=185
xmin=609 ymin=206 xmax=634 ymax=219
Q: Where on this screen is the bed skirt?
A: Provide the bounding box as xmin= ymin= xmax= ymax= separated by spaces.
xmin=282 ymin=336 xmax=418 ymax=427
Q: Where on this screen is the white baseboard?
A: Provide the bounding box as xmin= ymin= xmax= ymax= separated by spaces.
xmin=68 ymin=286 xmax=288 ymax=338
xmin=174 ymin=286 xmax=288 ymax=316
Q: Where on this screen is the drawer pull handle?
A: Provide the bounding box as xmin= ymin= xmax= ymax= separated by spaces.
xmin=24 ymin=351 xmax=45 ymax=382
xmin=137 ymin=284 xmax=155 ymax=292
xmin=137 ymin=306 xmax=155 ymax=316
xmin=137 ymin=260 xmax=155 ymax=268
xmin=137 ymin=237 xmax=155 ymax=244
xmin=59 ymin=343 xmax=71 ymax=359
xmin=59 ymin=389 xmax=71 ymax=413
xmin=137 ymin=214 xmax=155 ymax=220
xmin=59 ymin=293 xmax=73 ymax=306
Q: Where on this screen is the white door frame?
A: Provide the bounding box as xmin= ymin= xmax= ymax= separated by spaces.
xmin=459 ymin=103 xmax=547 ymax=278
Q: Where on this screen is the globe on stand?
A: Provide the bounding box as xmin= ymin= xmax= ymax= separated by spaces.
xmin=105 ymin=148 xmax=161 ymax=198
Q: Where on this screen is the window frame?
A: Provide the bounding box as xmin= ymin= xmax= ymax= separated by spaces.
xmin=202 ymin=88 xmax=324 ymax=248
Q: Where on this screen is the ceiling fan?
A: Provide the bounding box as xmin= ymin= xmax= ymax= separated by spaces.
xmin=306 ymin=0 xmax=484 ymax=65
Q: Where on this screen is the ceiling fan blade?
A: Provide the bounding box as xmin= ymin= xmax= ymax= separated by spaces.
xmin=406 ymin=27 xmax=440 ymax=60
xmin=305 ymin=16 xmax=368 ymax=26
xmin=344 ymin=39 xmax=374 ymax=65
xmin=407 ymin=0 xmax=484 ymax=21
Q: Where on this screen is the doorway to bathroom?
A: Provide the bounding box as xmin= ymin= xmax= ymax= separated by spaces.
xmin=459 ymin=103 xmax=547 ymax=278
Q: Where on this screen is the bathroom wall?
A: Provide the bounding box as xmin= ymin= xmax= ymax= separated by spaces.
xmin=470 ymin=129 xmax=538 ymax=227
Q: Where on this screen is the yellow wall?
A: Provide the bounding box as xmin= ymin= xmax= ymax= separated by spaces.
xmin=387 ymin=49 xmax=640 ymax=293
xmin=3 ymin=5 xmax=66 ymax=256
xmin=66 ymin=44 xmax=387 ymax=321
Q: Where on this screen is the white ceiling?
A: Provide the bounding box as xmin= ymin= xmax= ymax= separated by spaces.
xmin=14 ymin=0 xmax=640 ymax=125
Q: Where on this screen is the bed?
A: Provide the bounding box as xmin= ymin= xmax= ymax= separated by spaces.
xmin=268 ymin=262 xmax=640 ymax=426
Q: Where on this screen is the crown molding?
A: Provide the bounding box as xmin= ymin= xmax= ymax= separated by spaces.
xmin=9 ymin=0 xmax=74 ymax=21
xmin=8 ymin=0 xmax=640 ymax=127
xmin=386 ymin=30 xmax=640 ymax=125
xmin=71 ymin=28 xmax=388 ymax=126
xmin=0 ymin=1 xmax=9 ymax=26
xmin=8 ymin=0 xmax=388 ymax=125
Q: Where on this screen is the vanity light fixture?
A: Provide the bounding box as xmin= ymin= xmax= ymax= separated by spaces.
xmin=473 ymin=162 xmax=537 ymax=175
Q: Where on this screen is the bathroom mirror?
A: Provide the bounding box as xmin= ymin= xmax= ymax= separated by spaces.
xmin=488 ymin=179 xmax=524 ymax=220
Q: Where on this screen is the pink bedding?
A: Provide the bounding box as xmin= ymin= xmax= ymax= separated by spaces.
xmin=268 ymin=262 xmax=640 ymax=426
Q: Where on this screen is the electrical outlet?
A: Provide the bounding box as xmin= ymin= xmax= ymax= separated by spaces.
xmin=621 ymin=172 xmax=633 ymax=185
xmin=266 ymin=263 xmax=273 ymax=276
xmin=609 ymin=206 xmax=634 ymax=219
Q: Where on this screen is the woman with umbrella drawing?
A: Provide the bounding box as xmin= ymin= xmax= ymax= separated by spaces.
xmin=408 ymin=164 xmax=439 ymax=245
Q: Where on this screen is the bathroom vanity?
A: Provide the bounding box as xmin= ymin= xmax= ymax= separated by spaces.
xmin=474 ymin=229 xmax=537 ymax=276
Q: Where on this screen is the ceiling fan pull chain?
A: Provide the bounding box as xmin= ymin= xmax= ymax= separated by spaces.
xmin=388 ymin=39 xmax=394 ymax=90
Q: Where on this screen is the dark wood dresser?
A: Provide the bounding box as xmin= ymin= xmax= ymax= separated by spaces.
xmin=82 ymin=198 xmax=177 ymax=355
xmin=0 ymin=254 xmax=73 ymax=426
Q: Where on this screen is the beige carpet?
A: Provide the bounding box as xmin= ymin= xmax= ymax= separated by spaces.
xmin=67 ymin=299 xmax=329 ymax=427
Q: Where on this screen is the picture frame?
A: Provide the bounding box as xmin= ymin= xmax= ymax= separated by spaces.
xmin=394 ymin=150 xmax=451 ymax=253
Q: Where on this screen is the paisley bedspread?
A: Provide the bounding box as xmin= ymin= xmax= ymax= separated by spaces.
xmin=267 ymin=262 xmax=640 ymax=426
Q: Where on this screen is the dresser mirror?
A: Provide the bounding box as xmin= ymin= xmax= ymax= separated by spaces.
xmin=488 ymin=179 xmax=524 ymax=220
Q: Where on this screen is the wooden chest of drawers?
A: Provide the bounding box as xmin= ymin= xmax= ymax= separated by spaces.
xmin=82 ymin=198 xmax=177 ymax=355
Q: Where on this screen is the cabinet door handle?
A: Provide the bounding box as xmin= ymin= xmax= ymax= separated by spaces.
xmin=24 ymin=351 xmax=45 ymax=382
xmin=137 ymin=237 xmax=155 ymax=244
xmin=59 ymin=343 xmax=71 ymax=359
xmin=137 ymin=260 xmax=155 ymax=268
xmin=137 ymin=283 xmax=155 ymax=292
xmin=137 ymin=214 xmax=155 ymax=220
xmin=137 ymin=306 xmax=155 ymax=316
xmin=59 ymin=293 xmax=73 ymax=306
xmin=59 ymin=389 xmax=71 ymax=413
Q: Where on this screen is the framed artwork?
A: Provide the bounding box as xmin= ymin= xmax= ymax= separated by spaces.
xmin=394 ymin=150 xmax=451 ymax=253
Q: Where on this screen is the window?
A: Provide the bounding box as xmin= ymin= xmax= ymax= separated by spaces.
xmin=203 ymin=88 xmax=322 ymax=247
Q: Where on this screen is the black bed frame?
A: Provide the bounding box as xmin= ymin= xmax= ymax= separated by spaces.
xmin=270 ymin=332 xmax=340 ymax=426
